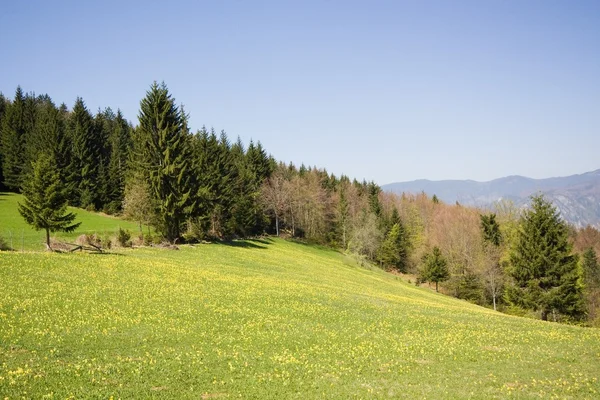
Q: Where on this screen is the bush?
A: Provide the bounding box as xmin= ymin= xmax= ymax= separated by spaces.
xmin=0 ymin=235 xmax=11 ymax=251
xmin=116 ymin=228 xmax=132 ymax=247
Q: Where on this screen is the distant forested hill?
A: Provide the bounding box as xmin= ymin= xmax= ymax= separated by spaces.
xmin=383 ymin=169 xmax=600 ymax=228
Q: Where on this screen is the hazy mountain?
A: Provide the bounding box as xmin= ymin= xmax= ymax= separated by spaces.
xmin=382 ymin=169 xmax=600 ymax=228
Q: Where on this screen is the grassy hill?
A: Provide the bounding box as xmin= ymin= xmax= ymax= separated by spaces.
xmin=1 ymin=238 xmax=599 ymax=398
xmin=0 ymin=192 xmax=142 ymax=251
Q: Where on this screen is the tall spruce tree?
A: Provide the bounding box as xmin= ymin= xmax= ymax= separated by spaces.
xmin=0 ymin=93 xmax=6 ymax=191
xmin=136 ymin=82 xmax=193 ymax=243
xmin=105 ymin=109 xmax=132 ymax=213
xmin=582 ymin=248 xmax=600 ymax=290
xmin=420 ymin=246 xmax=449 ymax=292
xmin=1 ymin=87 xmax=27 ymax=190
xmin=480 ymin=213 xmax=502 ymax=247
xmin=18 ymin=155 xmax=80 ymax=249
xmin=506 ymin=195 xmax=585 ymax=321
xmin=378 ymin=221 xmax=409 ymax=272
xmin=68 ymin=97 xmax=98 ymax=208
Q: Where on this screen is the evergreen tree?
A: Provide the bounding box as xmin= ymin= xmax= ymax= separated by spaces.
xmin=105 ymin=109 xmax=132 ymax=213
xmin=506 ymin=195 xmax=585 ymax=321
xmin=378 ymin=222 xmax=409 ymax=272
xmin=335 ymin=184 xmax=350 ymax=248
xmin=18 ymin=154 xmax=80 ymax=249
xmin=68 ymin=97 xmax=98 ymax=208
xmin=581 ymin=247 xmax=600 ymax=322
xmin=136 ymin=82 xmax=193 ymax=243
xmin=0 ymin=93 xmax=6 ymax=191
xmin=420 ymin=246 xmax=449 ymax=292
xmin=367 ymin=181 xmax=382 ymax=217
xmin=1 ymin=87 xmax=27 ymax=190
xmin=480 ymin=213 xmax=502 ymax=246
xmin=582 ymin=247 xmax=600 ymax=290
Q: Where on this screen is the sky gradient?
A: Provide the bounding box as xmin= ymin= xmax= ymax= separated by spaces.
xmin=1 ymin=0 xmax=599 ymax=185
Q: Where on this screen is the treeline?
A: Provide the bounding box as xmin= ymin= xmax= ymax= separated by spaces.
xmin=1 ymin=83 xmax=599 ymax=324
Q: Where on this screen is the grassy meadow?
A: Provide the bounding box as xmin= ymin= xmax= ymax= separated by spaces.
xmin=1 ymin=237 xmax=600 ymax=399
xmin=0 ymin=192 xmax=142 ymax=251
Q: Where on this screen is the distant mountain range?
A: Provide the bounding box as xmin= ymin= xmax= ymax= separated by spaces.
xmin=382 ymin=169 xmax=600 ymax=228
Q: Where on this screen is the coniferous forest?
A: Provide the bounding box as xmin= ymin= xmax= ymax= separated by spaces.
xmin=1 ymin=83 xmax=599 ymax=325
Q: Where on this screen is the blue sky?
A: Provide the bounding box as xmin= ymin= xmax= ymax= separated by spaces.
xmin=1 ymin=0 xmax=599 ymax=185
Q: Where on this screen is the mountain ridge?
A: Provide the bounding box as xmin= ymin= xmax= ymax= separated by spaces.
xmin=382 ymin=169 xmax=600 ymax=228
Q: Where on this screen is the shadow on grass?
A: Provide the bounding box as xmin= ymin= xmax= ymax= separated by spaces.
xmin=213 ymin=239 xmax=270 ymax=250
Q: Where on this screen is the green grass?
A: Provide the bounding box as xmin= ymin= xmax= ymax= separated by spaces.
xmin=1 ymin=239 xmax=599 ymax=399
xmin=0 ymin=192 xmax=142 ymax=251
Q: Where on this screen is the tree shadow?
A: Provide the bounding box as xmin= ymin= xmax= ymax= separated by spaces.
xmin=213 ymin=239 xmax=269 ymax=250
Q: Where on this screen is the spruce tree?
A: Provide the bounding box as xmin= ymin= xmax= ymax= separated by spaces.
xmin=136 ymin=82 xmax=193 ymax=243
xmin=68 ymin=97 xmax=98 ymax=208
xmin=506 ymin=195 xmax=584 ymax=321
xmin=0 ymin=93 xmax=6 ymax=191
xmin=335 ymin=184 xmax=350 ymax=248
xmin=420 ymin=246 xmax=449 ymax=292
xmin=480 ymin=213 xmax=502 ymax=247
xmin=18 ymin=155 xmax=80 ymax=249
xmin=105 ymin=109 xmax=132 ymax=213
xmin=378 ymin=222 xmax=409 ymax=272
xmin=1 ymin=87 xmax=27 ymax=190
xmin=582 ymin=248 xmax=600 ymax=290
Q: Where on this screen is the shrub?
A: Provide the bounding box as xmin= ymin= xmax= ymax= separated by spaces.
xmin=116 ymin=228 xmax=132 ymax=247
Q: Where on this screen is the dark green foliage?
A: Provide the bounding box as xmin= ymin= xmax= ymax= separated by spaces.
xmin=0 ymin=93 xmax=6 ymax=191
xmin=420 ymin=247 xmax=450 ymax=292
xmin=335 ymin=184 xmax=350 ymax=248
xmin=367 ymin=181 xmax=382 ymax=217
xmin=18 ymin=154 xmax=80 ymax=249
xmin=480 ymin=213 xmax=502 ymax=246
xmin=506 ymin=195 xmax=585 ymax=321
xmin=378 ymin=222 xmax=409 ymax=272
xmin=116 ymin=228 xmax=132 ymax=247
xmin=103 ymin=109 xmax=132 ymax=213
xmin=582 ymin=248 xmax=600 ymax=289
xmin=68 ymin=98 xmax=98 ymax=208
xmin=136 ymin=82 xmax=193 ymax=243
xmin=1 ymin=87 xmax=27 ymax=190
xmin=432 ymin=194 xmax=440 ymax=204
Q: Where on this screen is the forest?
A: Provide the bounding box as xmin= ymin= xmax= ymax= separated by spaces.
xmin=1 ymin=83 xmax=599 ymax=325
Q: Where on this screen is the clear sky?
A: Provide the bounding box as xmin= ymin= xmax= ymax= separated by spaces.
xmin=1 ymin=0 xmax=599 ymax=185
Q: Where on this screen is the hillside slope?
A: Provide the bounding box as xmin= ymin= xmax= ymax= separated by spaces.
xmin=1 ymin=240 xmax=599 ymax=398
xmin=0 ymin=192 xmax=142 ymax=250
xmin=382 ymin=169 xmax=600 ymax=227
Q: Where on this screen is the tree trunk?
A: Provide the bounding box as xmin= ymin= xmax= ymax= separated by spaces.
xmin=492 ymin=294 xmax=497 ymax=311
xmin=275 ymin=213 xmax=279 ymax=236
xmin=45 ymin=229 xmax=51 ymax=251
xmin=541 ymin=309 xmax=548 ymax=321
xmin=435 ymin=281 xmax=439 ymax=292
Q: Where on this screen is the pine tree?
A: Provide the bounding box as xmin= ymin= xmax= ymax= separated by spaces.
xmin=68 ymin=97 xmax=98 ymax=208
xmin=1 ymin=87 xmax=27 ymax=190
xmin=506 ymin=195 xmax=585 ymax=321
xmin=136 ymin=82 xmax=193 ymax=243
xmin=335 ymin=184 xmax=350 ymax=248
xmin=582 ymin=248 xmax=600 ymax=290
xmin=420 ymin=247 xmax=449 ymax=292
xmin=378 ymin=222 xmax=409 ymax=272
xmin=18 ymin=155 xmax=80 ymax=249
xmin=0 ymin=93 xmax=7 ymax=191
xmin=105 ymin=109 xmax=132 ymax=213
xmin=367 ymin=181 xmax=382 ymax=217
xmin=480 ymin=213 xmax=502 ymax=246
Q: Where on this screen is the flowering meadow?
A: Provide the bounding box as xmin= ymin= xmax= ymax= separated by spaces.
xmin=1 ymin=238 xmax=599 ymax=398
